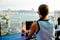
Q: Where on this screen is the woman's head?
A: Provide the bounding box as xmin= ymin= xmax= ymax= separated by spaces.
xmin=38 ymin=4 xmax=49 ymax=19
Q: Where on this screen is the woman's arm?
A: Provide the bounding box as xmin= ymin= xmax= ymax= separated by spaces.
xmin=28 ymin=22 xmax=38 ymax=38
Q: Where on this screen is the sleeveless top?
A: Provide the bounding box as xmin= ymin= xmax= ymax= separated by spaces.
xmin=36 ymin=19 xmax=55 ymax=40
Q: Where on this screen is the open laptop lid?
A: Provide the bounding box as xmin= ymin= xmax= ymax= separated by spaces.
xmin=26 ymin=21 xmax=36 ymax=30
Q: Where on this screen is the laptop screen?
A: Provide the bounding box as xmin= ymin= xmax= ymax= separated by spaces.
xmin=26 ymin=21 xmax=33 ymax=30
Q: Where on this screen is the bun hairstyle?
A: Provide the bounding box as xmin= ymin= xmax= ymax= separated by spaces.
xmin=38 ymin=4 xmax=49 ymax=20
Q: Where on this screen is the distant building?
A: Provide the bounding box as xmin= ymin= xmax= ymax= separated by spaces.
xmin=54 ymin=10 xmax=60 ymax=21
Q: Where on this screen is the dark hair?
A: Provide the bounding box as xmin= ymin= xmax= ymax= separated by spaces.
xmin=38 ymin=4 xmax=49 ymax=20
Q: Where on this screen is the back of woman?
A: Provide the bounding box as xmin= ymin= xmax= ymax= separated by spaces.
xmin=36 ymin=20 xmax=55 ymax=40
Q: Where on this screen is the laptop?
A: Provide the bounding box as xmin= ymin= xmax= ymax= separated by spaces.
xmin=26 ymin=21 xmax=36 ymax=39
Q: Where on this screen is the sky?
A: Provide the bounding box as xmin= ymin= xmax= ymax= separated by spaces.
xmin=0 ymin=0 xmax=60 ymax=12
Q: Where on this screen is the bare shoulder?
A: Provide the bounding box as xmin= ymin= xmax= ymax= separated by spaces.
xmin=31 ymin=22 xmax=38 ymax=32
xmin=32 ymin=22 xmax=38 ymax=27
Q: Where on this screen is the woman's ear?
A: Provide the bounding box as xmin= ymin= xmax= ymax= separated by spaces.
xmin=39 ymin=14 xmax=42 ymax=18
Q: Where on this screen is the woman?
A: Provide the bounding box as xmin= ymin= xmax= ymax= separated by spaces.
xmin=27 ymin=4 xmax=55 ymax=40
